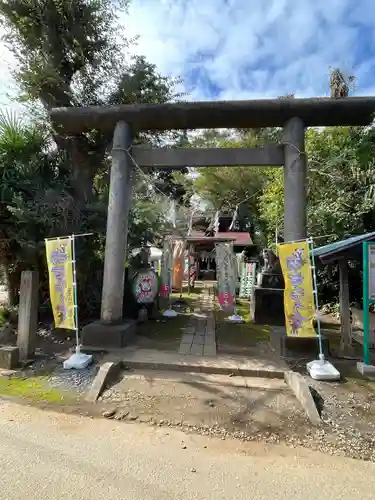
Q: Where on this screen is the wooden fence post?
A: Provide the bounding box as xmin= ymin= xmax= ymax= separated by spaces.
xmin=17 ymin=271 xmax=38 ymax=361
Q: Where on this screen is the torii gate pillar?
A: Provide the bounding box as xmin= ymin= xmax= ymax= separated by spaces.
xmin=283 ymin=117 xmax=307 ymax=242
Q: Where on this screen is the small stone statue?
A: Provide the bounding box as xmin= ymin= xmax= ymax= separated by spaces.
xmin=261 ymin=249 xmax=282 ymax=274
xmin=257 ymin=248 xmax=284 ymax=289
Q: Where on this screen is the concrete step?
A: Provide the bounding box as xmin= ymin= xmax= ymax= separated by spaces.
xmin=116 ymin=368 xmax=288 ymax=391
xmin=102 ymin=347 xmax=288 ymax=379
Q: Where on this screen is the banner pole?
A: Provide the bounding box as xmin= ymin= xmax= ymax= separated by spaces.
xmin=45 ymin=232 xmax=93 ymax=241
xmin=306 ymin=236 xmax=340 ymax=380
xmin=61 ymin=234 xmax=93 ymax=369
xmin=71 ymin=235 xmax=80 ymax=350
xmin=308 ymin=237 xmax=324 ymax=359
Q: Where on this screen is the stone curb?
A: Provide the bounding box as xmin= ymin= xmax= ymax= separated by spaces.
xmin=284 ymin=370 xmax=321 ymax=425
xmin=120 ymin=360 xmax=285 ymax=379
xmin=86 ymin=361 xmax=123 ymax=403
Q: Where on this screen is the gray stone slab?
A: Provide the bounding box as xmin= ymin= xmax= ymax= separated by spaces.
xmin=86 ymin=361 xmax=122 ymax=403
xmin=0 ymin=346 xmax=19 ymax=369
xmin=194 ymin=333 xmax=205 ymax=339
xmin=178 ymin=343 xmax=192 ymax=355
xmin=190 ymin=344 xmax=203 ymax=356
xmin=205 ymin=333 xmax=215 ymax=342
xmin=180 ymin=334 xmax=194 ymax=344
xmin=181 ymin=327 xmax=195 ymax=335
xmin=204 ymin=339 xmax=216 ymax=348
xmin=203 ymin=345 xmax=216 ymax=357
xmin=193 ymin=337 xmax=205 ymax=345
xmin=17 ymin=270 xmax=38 ymax=361
xmin=284 ymin=371 xmax=321 ymax=425
xmin=194 ymin=332 xmax=205 ymax=338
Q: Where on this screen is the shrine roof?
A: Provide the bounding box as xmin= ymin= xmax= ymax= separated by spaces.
xmin=186 ymin=231 xmax=253 ymax=246
xmin=50 ymin=97 xmax=375 ymax=134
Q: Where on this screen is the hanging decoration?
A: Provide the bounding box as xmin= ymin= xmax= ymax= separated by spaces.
xmin=132 ymin=269 xmax=159 ymax=304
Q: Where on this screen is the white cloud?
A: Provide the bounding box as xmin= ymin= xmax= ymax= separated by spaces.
xmin=125 ymin=0 xmax=373 ymax=100
xmin=0 ymin=0 xmax=374 ymax=111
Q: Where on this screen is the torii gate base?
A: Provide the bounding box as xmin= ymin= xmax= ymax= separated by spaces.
xmin=82 ymin=319 xmax=136 ymax=348
xmin=49 ymin=97 xmax=375 ymax=348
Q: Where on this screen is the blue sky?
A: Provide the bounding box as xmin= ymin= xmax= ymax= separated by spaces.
xmin=1 ymin=0 xmax=375 ymax=111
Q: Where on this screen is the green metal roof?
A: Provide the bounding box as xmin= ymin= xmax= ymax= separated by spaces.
xmin=312 ymin=231 xmax=375 ymax=262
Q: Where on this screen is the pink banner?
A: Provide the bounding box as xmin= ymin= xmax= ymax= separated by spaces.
xmin=159 ymin=283 xmax=170 ymax=299
xmin=218 ymin=291 xmax=235 ymax=310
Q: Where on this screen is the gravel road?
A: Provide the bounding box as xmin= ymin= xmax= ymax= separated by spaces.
xmin=0 ymin=400 xmax=375 ymax=500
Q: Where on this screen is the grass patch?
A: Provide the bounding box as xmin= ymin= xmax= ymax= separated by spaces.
xmin=215 ymin=299 xmax=270 ymax=349
xmin=138 ymin=315 xmax=188 ymax=343
xmin=0 ymin=309 xmax=7 ymax=327
xmin=171 ymin=287 xmax=202 ymax=309
xmin=136 ymin=287 xmax=202 ymax=351
xmin=0 ymin=376 xmax=71 ymax=403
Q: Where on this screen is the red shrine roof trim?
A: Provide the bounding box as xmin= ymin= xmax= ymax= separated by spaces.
xmin=186 ymin=231 xmax=253 ymax=246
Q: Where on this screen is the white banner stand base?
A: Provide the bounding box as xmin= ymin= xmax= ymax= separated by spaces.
xmin=163 ymin=309 xmax=178 ymax=318
xmin=306 ymin=355 xmax=340 ymax=381
xmin=64 ymin=346 xmax=93 ymax=370
xmin=227 ymin=314 xmax=244 ymax=323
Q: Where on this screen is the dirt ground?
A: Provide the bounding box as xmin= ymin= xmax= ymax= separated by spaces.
xmin=1 ymin=288 xmax=374 ymax=462
xmin=97 ymin=367 xmax=375 ymax=462
xmin=99 ymin=369 xmax=310 ymax=441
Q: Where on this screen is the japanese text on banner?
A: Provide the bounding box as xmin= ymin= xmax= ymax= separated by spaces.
xmin=278 ymin=241 xmax=315 ymax=337
xmin=45 ymin=237 xmax=75 ymax=330
xmin=216 ymin=242 xmax=235 ymax=312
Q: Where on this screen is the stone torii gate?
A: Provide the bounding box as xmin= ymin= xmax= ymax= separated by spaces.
xmin=50 ymin=97 xmax=375 ymax=347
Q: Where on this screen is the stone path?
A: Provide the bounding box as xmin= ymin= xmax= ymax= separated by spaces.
xmin=178 ymin=285 xmax=217 ymax=357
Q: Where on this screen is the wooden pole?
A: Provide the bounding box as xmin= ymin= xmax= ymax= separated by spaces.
xmin=339 ymin=258 xmax=352 ymax=353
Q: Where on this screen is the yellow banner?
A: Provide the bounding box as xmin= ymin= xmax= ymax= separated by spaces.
xmin=278 ymin=241 xmax=316 ymax=337
xmin=45 ymin=237 xmax=75 ymax=330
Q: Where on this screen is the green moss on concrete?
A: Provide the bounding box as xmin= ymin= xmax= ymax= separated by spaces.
xmin=0 ymin=376 xmax=72 ymax=403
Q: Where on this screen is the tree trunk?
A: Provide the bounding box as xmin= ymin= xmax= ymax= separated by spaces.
xmin=5 ymin=264 xmax=22 ymax=307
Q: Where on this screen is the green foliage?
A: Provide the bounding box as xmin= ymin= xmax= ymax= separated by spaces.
xmin=260 ymin=126 xmax=375 ymax=304
xmin=0 ymin=0 xmax=185 ymax=202
xmin=0 ymin=1 xmax=190 ymax=317
xmin=0 ymin=0 xmax=130 ymax=107
xmin=260 ymin=126 xmax=375 ymax=244
xmin=191 ymin=129 xmax=280 ymax=243
xmin=0 ymin=111 xmax=74 ymax=304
